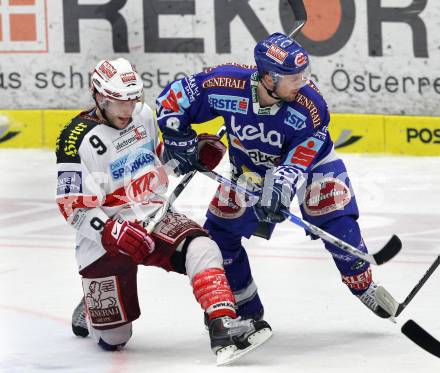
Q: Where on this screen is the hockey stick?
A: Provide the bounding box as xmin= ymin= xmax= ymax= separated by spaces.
xmin=402 ymin=320 xmax=440 ymax=358
xmin=376 ymin=255 xmax=440 ymax=317
xmin=287 ymin=0 xmax=307 ymax=38
xmin=196 ymin=167 xmax=401 ymax=266
xmin=144 ymin=126 xmax=227 ymax=233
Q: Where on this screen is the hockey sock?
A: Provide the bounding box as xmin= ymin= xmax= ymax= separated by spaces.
xmin=192 ymin=268 xmax=237 ymax=320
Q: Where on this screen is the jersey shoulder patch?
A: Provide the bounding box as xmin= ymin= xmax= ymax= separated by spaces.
xmin=200 ymin=64 xmax=255 ymax=91
xmin=56 ymin=112 xmax=100 ymax=164
xmin=293 ymin=81 xmax=329 ymax=129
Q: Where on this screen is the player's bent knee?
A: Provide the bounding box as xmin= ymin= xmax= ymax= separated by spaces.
xmin=185 ymin=236 xmax=224 ymax=280
xmin=90 ymin=322 xmax=133 ymax=351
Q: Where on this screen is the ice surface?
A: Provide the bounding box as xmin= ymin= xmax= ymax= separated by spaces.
xmin=0 ymin=149 xmax=439 ymax=372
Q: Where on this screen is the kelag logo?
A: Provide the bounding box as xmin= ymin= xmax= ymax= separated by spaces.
xmin=0 ymin=0 xmax=48 ymax=53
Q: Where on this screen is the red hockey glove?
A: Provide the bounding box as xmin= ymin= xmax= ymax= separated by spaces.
xmin=101 ymin=218 xmax=155 ymax=264
xmin=197 ymin=133 xmax=226 ymax=171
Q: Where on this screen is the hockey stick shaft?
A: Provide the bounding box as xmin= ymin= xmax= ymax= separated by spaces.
xmin=395 ymin=255 xmax=440 ymax=316
xmin=287 ymin=0 xmax=307 ymax=38
xmin=402 ymin=320 xmax=440 ymax=358
xmin=197 ymin=167 xmax=401 ymax=265
xmin=145 ymin=126 xmax=227 ymax=233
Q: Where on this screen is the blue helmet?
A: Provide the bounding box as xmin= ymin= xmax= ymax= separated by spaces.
xmin=254 ymin=32 xmax=310 ymax=76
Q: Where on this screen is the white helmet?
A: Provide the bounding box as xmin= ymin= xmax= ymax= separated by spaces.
xmin=91 ymin=58 xmax=143 ymax=101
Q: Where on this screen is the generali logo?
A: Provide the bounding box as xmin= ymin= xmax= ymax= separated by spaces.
xmin=0 ymin=0 xmax=48 ymax=53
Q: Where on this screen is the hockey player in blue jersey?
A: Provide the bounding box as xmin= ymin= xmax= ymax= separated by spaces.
xmin=155 ymin=32 xmax=395 ymax=326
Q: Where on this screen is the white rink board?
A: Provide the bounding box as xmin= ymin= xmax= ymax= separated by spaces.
xmin=0 ymin=149 xmax=440 ymax=372
xmin=0 ymin=0 xmax=439 ymax=115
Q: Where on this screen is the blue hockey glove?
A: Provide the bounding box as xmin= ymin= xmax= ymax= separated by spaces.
xmin=162 ymin=127 xmax=199 ymax=175
xmin=253 ymin=166 xmax=298 ymax=224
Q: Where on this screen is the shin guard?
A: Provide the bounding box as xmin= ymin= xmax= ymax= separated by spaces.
xmin=192 ymin=268 xmax=236 ymax=320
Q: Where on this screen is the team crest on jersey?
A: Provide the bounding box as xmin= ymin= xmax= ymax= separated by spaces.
xmin=208 ymin=94 xmax=248 ymax=114
xmin=284 ymin=138 xmax=324 ymax=171
xmin=284 ymin=107 xmax=307 ymax=130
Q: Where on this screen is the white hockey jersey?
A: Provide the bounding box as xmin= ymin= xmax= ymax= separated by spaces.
xmin=55 ymin=103 xmax=168 ymax=271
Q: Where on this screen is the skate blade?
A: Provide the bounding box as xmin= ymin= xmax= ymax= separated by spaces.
xmin=216 ymin=327 xmax=272 ymax=366
xmin=375 ymin=286 xmax=399 ymax=317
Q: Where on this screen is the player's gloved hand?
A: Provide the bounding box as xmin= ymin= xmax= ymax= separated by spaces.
xmin=253 ymin=166 xmax=298 ymax=224
xmin=197 ymin=133 xmax=226 ymax=171
xmin=162 ymin=127 xmax=199 ymax=175
xmin=101 ymin=218 xmax=155 ymax=264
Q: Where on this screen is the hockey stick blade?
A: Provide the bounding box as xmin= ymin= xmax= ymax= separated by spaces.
xmin=286 ymin=213 xmax=400 ymax=265
xmin=402 ymin=320 xmax=440 ymax=358
xmin=372 ymin=234 xmax=402 ymax=265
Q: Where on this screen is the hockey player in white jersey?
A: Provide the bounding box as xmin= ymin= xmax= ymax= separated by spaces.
xmin=55 ymin=58 xmax=271 ymax=365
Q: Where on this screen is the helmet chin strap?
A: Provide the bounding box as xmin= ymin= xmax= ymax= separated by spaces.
xmin=260 ymin=79 xmax=282 ymax=101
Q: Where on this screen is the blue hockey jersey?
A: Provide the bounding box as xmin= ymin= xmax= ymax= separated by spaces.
xmin=156 ymin=63 xmax=333 ymax=185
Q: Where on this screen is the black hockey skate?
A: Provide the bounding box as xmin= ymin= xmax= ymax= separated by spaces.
xmin=208 ymin=316 xmax=272 ymax=365
xmin=357 ymin=282 xmax=395 ymax=320
xmin=72 ymin=297 xmax=89 ymax=337
xmin=204 ymin=308 xmax=265 ymax=329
